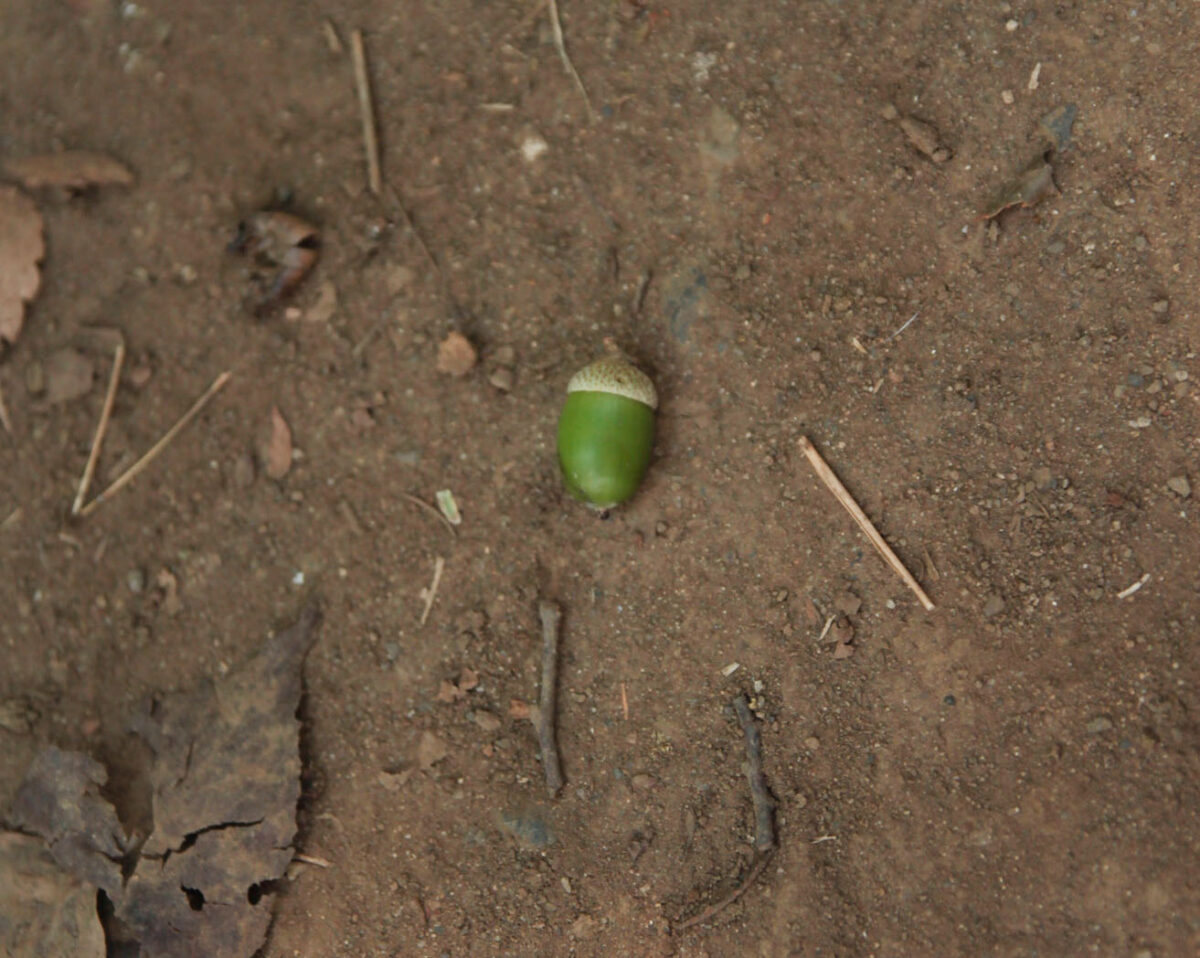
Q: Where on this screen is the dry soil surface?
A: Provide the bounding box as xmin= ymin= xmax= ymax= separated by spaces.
xmin=1 ymin=0 xmax=1198 ymax=955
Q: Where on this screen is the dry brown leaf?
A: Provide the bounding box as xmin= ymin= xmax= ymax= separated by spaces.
xmin=0 ymin=185 xmax=44 ymax=344
xmin=0 ymin=832 xmax=107 ymax=958
xmin=266 ymin=406 xmax=293 ymax=479
xmin=981 ymin=160 xmax=1057 ymax=220
xmin=8 ymin=606 xmax=320 ymax=958
xmin=436 ymin=331 xmax=477 ymax=377
xmin=4 ymin=151 xmax=134 ymax=190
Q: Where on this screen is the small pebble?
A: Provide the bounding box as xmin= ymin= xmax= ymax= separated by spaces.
xmin=982 ymin=594 xmax=1005 ymax=618
xmin=803 ymin=736 xmax=821 ymax=751
xmin=734 ymin=263 xmax=752 ymax=281
xmin=1166 ymin=476 xmax=1191 ymax=498
xmin=489 ymin=367 xmax=515 ymax=392
xmin=126 ymin=568 xmax=146 ymax=594
xmin=1151 ymin=298 xmax=1169 ymax=314
xmin=1001 ymin=90 xmax=1014 ymax=105
xmin=1086 ymin=717 xmax=1114 ymax=734
xmin=631 ymin=773 xmax=657 ymax=791
xmin=943 ymin=694 xmax=956 ymax=706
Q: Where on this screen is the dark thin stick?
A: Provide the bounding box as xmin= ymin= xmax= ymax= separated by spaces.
xmin=535 ymin=600 xmax=565 ymax=796
xmin=732 ymin=694 xmax=776 ymax=852
xmin=673 ymin=852 xmax=774 ymax=932
xmin=673 ymin=695 xmax=777 ymax=933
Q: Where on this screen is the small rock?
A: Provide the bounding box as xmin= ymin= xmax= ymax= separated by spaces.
xmin=488 ymin=367 xmax=514 ymax=392
xmin=1032 ymin=466 xmax=1054 ymax=489
xmin=982 ymin=594 xmax=1005 ymax=618
xmin=471 ymin=710 xmax=501 ymax=733
xmin=631 ymin=773 xmax=657 ymax=791
xmin=1086 ymin=716 xmax=1113 ymax=734
xmin=519 ymin=131 xmax=549 ymax=163
xmin=43 ymin=348 xmax=95 ymax=404
xmin=416 ymin=731 xmax=448 ymax=770
xmin=1151 ymin=298 xmax=1169 ymax=314
xmin=734 ymin=263 xmax=751 ymax=281
xmin=569 ymin=915 xmax=600 ymax=940
xmin=126 ymin=568 xmax=146 ymax=594
xmin=898 ymin=116 xmax=952 ymax=163
xmin=1166 ymin=475 xmax=1191 ymax=498
xmin=835 ymin=591 xmax=862 ymax=616
xmin=880 ymin=103 xmax=899 ymax=121
xmin=436 ymin=331 xmax=477 ymax=377
xmin=803 ymin=736 xmax=820 ymax=751
xmin=498 ymin=807 xmax=554 ymax=848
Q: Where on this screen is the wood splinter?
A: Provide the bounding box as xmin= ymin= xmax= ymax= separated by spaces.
xmin=799 ymin=435 xmax=935 ymax=611
xmin=533 ymin=600 xmax=565 ymax=797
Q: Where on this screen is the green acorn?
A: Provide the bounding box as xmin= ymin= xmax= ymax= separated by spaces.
xmin=556 ymin=354 xmax=658 ymax=512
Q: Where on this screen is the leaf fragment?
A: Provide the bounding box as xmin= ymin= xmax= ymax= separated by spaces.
xmin=0 ymin=185 xmax=44 ymax=344
xmin=4 ymin=151 xmax=134 ymax=190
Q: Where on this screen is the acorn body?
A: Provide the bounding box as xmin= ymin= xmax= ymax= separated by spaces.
xmin=556 ymin=356 xmax=657 ymax=510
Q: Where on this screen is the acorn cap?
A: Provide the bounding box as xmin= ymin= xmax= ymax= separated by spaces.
xmin=566 ymin=356 xmax=658 ymax=410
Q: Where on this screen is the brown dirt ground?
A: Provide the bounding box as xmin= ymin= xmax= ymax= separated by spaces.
xmin=2 ymin=1 xmax=1199 ymax=955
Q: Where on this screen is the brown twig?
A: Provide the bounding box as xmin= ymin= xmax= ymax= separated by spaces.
xmin=732 ymin=695 xmax=776 ymax=852
xmin=546 ymin=0 xmax=596 ymax=123
xmin=72 ymin=342 xmax=125 ymax=516
xmin=672 ymin=694 xmax=777 ymax=933
xmin=78 ymin=371 xmax=232 ymax=518
xmin=402 ymin=492 xmax=457 ymax=538
xmin=419 ymin=556 xmax=445 ymax=625
xmin=799 ymin=436 xmax=935 ymax=611
xmin=535 ymin=600 xmax=565 ymax=796
xmin=673 ymin=852 xmax=774 ymax=932
xmin=351 ymin=29 xmax=383 ymax=196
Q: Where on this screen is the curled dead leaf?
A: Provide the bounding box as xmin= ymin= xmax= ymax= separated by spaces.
xmin=0 ymin=185 xmax=44 ymax=344
xmin=4 ymin=151 xmax=134 ymax=190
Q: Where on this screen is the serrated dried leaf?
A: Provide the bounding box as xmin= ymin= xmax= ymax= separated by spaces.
xmin=7 ymin=747 xmax=125 ymax=897
xmin=0 ymin=185 xmax=44 ymax=344
xmin=8 ymin=607 xmax=320 ymax=958
xmin=265 ymin=406 xmax=293 ymax=479
xmin=981 ymin=160 xmax=1057 ymax=220
xmin=4 ymin=151 xmax=134 ymax=190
